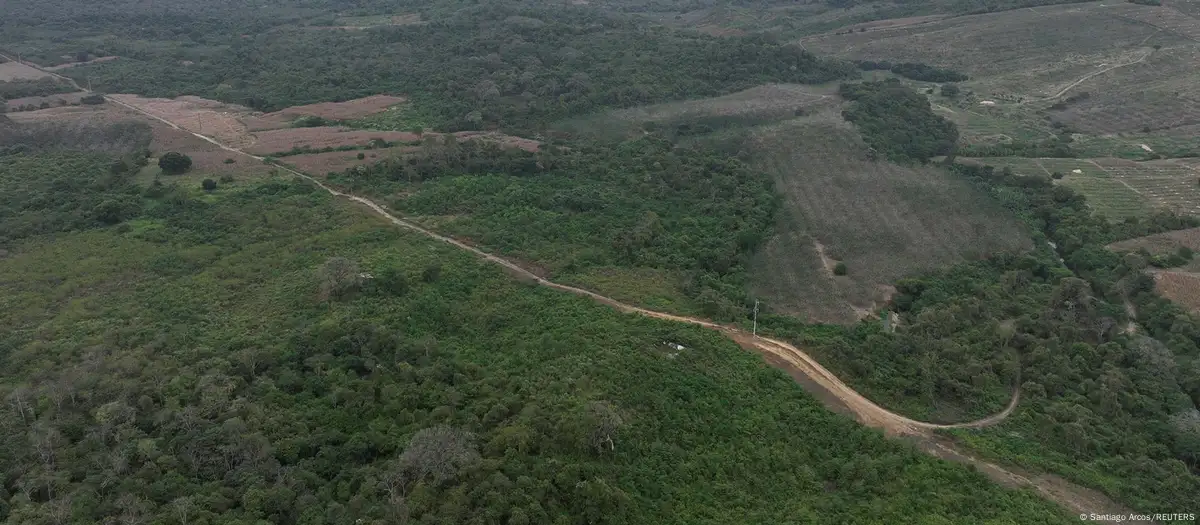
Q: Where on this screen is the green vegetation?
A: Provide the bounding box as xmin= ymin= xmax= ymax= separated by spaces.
xmin=0 ymin=77 xmax=76 ymax=100
xmin=53 ymin=7 xmax=853 ymax=132
xmin=840 ymin=80 xmax=959 ymax=163
xmin=329 ymin=135 xmax=774 ymax=320
xmin=0 ymin=151 xmax=1076 ymax=523
xmin=158 ymin=151 xmax=193 ymax=174
xmin=763 ymin=163 xmax=1200 ymax=513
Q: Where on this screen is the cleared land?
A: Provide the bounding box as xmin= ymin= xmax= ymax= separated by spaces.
xmin=242 ymin=94 xmax=406 ymax=130
xmin=0 ymin=60 xmax=53 ymax=80
xmin=1150 ymin=270 xmax=1200 ymax=313
xmin=748 ymin=117 xmax=1030 ymax=323
xmin=1109 ymin=226 xmax=1200 ymax=253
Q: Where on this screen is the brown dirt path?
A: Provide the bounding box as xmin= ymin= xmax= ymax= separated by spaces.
xmin=3 ymin=51 xmax=1137 ymax=520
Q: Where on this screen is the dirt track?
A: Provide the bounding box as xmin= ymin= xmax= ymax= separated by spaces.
xmin=3 ymin=51 xmax=1139 ymax=520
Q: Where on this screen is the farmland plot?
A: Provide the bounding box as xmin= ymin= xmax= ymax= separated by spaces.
xmin=748 ymin=118 xmax=1029 ymax=323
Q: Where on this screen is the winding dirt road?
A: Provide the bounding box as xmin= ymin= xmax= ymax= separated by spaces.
xmin=5 ymin=52 xmax=1138 ymax=519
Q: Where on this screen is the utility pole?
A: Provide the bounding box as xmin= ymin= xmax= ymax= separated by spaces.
xmin=752 ymin=299 xmax=759 ymax=337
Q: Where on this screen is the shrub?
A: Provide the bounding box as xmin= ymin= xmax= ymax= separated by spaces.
xmin=223 ymin=158 xmax=236 ymax=164
xmin=357 ymin=152 xmax=366 ymax=160
xmin=1051 ymin=171 xmax=1065 ymax=180
xmin=158 ymin=152 xmax=193 ymax=174
xmin=219 ymin=174 xmax=235 ymax=183
xmin=80 ymin=94 xmax=104 ymax=105
xmin=833 ymin=262 xmax=848 ymax=276
xmin=201 ymin=178 xmax=217 ymax=191
xmin=940 ymin=84 xmax=961 ymax=98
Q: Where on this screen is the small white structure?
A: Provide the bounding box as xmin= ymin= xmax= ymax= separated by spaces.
xmin=979 ymin=100 xmax=997 ymax=106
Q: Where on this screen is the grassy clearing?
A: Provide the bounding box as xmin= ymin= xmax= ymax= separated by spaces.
xmin=348 ymin=100 xmax=436 ymax=132
xmin=747 ymin=116 xmax=1030 ymax=323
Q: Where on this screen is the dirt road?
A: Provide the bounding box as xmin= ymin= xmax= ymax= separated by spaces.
xmin=3 ymin=51 xmax=1138 ymax=519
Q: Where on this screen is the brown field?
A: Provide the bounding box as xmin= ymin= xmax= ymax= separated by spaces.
xmin=1108 ymin=226 xmax=1200 ymax=253
xmin=747 ymin=115 xmax=1030 ymax=323
xmin=0 ymin=61 xmax=54 ymax=81
xmin=1151 ymin=270 xmax=1200 ymax=313
xmin=108 ymin=94 xmax=258 ymax=149
xmin=3 ymin=91 xmax=85 ymax=111
xmin=43 ymin=56 xmax=120 ymax=71
xmin=282 ymin=147 xmax=417 ymax=174
xmin=1106 ymin=3 xmax=1200 ymax=42
xmin=453 ymin=131 xmax=541 ymax=152
xmin=246 ymin=127 xmax=421 ymax=155
xmin=242 ymin=94 xmax=406 ymax=130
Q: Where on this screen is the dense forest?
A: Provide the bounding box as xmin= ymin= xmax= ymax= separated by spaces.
xmin=839 ymin=80 xmax=959 ymax=163
xmin=0 ymin=151 xmax=1076 ymax=523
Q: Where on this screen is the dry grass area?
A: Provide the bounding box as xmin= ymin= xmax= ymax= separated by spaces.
xmin=1109 ymin=226 xmax=1200 ymax=254
xmin=0 ymin=61 xmax=54 ymax=81
xmin=747 ymin=116 xmax=1030 ymax=323
xmin=1151 ymin=270 xmax=1200 ymax=313
xmin=108 ymin=94 xmax=258 ymax=150
xmin=242 ymin=95 xmax=406 ymax=130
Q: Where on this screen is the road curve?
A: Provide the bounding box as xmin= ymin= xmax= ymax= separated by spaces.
xmin=3 ymin=51 xmax=1017 ymax=436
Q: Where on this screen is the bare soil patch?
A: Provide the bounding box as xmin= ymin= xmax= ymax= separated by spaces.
xmin=1151 ymin=270 xmax=1200 ymax=313
xmin=453 ymin=131 xmax=541 ymax=152
xmin=0 ymin=61 xmax=53 ymax=81
xmin=242 ymin=95 xmax=407 ymax=131
xmin=109 ymin=94 xmax=258 ymax=150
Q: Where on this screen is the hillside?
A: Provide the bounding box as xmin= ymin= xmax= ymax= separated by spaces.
xmin=2 ymin=0 xmax=1200 ymax=520
xmin=748 ymin=116 xmax=1029 ymax=323
xmin=0 ymin=151 xmax=1075 ymax=523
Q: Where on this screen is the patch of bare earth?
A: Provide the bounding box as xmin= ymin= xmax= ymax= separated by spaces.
xmin=1150 ymin=270 xmax=1200 ymax=313
xmin=0 ymin=61 xmax=54 ymax=81
xmin=242 ymin=95 xmax=407 ymax=130
xmin=108 ymin=94 xmax=258 ymax=150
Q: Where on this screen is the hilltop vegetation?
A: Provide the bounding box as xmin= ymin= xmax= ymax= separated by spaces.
xmin=328 ymin=135 xmax=775 ymax=319
xmin=840 ymin=79 xmax=959 ymax=163
xmin=0 ymin=151 xmax=1075 ymax=524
